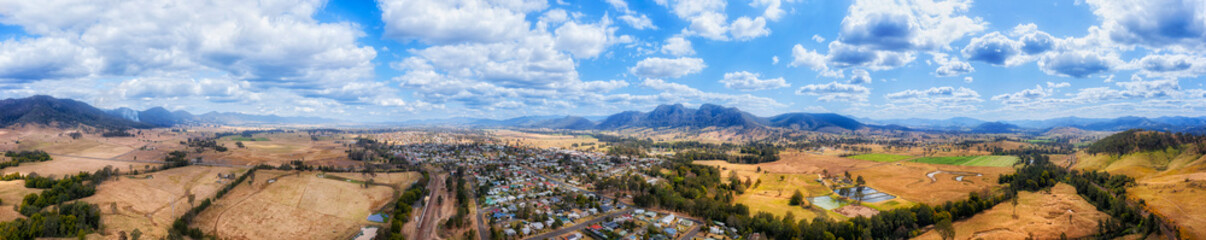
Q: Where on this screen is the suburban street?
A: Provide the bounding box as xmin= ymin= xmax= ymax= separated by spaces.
xmin=523 ymin=208 xmax=636 ymax=240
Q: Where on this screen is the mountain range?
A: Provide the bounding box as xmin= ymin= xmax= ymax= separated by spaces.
xmin=3 ymin=95 xmax=1206 ymax=134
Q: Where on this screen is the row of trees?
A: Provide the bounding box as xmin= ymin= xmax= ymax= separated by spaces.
xmin=169 ymin=165 xmax=267 ymax=239
xmin=1 ymin=150 xmax=52 ymax=168
xmin=386 ymin=171 xmax=431 ymax=240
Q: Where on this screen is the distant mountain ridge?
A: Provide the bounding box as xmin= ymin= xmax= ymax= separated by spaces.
xmin=0 ymin=95 xmax=152 ymax=129
xmin=862 ymin=116 xmax=1206 ymax=133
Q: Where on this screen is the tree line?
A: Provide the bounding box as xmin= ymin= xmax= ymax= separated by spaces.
xmin=386 ymin=171 xmax=431 ymax=240
xmin=1 ymin=150 xmax=52 ymax=168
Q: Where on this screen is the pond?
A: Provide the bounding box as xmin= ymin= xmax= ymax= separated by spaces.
xmin=808 ymin=196 xmax=842 ymax=210
xmin=366 ymin=213 xmax=389 ymax=223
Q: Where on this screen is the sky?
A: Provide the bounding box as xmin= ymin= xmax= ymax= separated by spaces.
xmin=0 ymin=0 xmax=1204 ymax=122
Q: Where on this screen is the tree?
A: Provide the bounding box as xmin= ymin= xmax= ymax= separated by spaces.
xmin=235 ymin=141 xmax=245 ymax=148
xmin=131 ymin=228 xmax=142 ymax=240
xmin=1011 ymin=194 xmax=1019 ymax=219
xmin=936 ymin=216 xmax=955 ymax=240
xmin=789 ymin=190 xmax=804 ymax=206
xmin=119 ymin=231 xmax=127 ymax=240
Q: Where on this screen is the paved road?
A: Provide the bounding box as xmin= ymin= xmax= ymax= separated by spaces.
xmin=523 ymin=209 xmax=635 ymax=240
xmin=415 ymin=173 xmax=447 ymax=240
xmin=49 ymin=153 xmax=250 ymax=168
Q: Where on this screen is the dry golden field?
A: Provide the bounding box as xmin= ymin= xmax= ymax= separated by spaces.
xmin=81 ymin=166 xmax=244 ymax=239
xmin=191 ymin=170 xmax=408 ymax=240
xmin=914 ymin=183 xmax=1107 ymax=240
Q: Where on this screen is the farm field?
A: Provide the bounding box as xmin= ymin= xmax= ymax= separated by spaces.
xmin=81 ymin=165 xmax=244 ymax=239
xmin=846 ymin=153 xmax=914 ymax=162
xmin=201 ymin=132 xmax=356 ymax=166
xmin=911 ymin=155 xmax=1019 ymax=167
xmin=914 ymin=183 xmax=1107 ymax=240
xmin=191 ymin=170 xmax=402 ymax=240
xmin=491 ymin=129 xmax=601 ymax=151
xmin=851 ymin=162 xmax=1013 ymax=205
xmin=3 ymin=155 xmax=160 ymax=177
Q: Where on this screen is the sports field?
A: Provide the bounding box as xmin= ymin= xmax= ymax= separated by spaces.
xmin=846 ymin=153 xmax=913 ymax=162
xmin=911 ymin=155 xmax=1019 ymax=167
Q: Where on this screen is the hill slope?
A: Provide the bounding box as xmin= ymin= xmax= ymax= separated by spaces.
xmin=0 ymin=95 xmax=152 ymax=129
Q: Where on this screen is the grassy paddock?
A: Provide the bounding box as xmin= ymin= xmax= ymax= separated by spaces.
xmin=911 ymin=155 xmax=1019 ymax=167
xmin=846 ymin=153 xmax=913 ymax=162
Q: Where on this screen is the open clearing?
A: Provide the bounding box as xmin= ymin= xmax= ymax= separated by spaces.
xmin=201 ymin=132 xmax=355 ymax=167
xmin=851 ymin=162 xmax=1012 ymax=205
xmin=3 ymin=155 xmax=160 ymax=177
xmin=81 ymin=166 xmax=243 ymax=239
xmin=914 ymin=183 xmax=1107 ymax=240
xmin=846 ymin=153 xmax=914 ymax=162
xmin=491 ymin=129 xmax=601 ymax=151
xmin=0 ymin=180 xmax=41 ymax=222
xmin=192 ymin=170 xmax=408 ymax=240
xmin=911 ymin=155 xmax=1019 ymax=167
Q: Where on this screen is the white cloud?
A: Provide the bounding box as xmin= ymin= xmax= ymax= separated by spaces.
xmin=729 ymin=17 xmax=771 ymax=41
xmin=661 ymin=37 xmax=695 ymax=56
xmin=961 ymin=32 xmax=1023 ymax=66
xmin=376 ymin=0 xmax=545 ymax=44
xmin=849 ymin=69 xmax=872 ymax=84
xmin=656 ymin=0 xmax=775 ymax=41
xmin=629 ymin=57 xmax=706 ymax=78
xmin=838 ymin=0 xmax=986 ymax=52
xmin=931 ymin=53 xmax=974 ymax=77
xmin=618 ymin=14 xmax=656 ymax=30
xmin=789 ymin=44 xmax=842 ymax=77
xmin=0 ymin=37 xmax=99 ymax=82
xmin=554 ymin=17 xmax=620 ymax=59
xmin=772 ymin=56 xmax=779 ymax=65
xmin=720 ymin=71 xmax=789 ymax=91
xmin=0 ymin=0 xmax=382 ymax=107
xmin=963 ymin=76 xmax=973 ymax=83
xmin=751 ymin=0 xmax=789 ymax=21
xmin=884 ymin=86 xmax=982 ymax=112
xmin=1086 ymin=0 xmax=1206 ymax=51
xmin=795 ymin=81 xmax=870 ymax=102
xmin=1038 ymin=50 xmax=1122 ymax=78
xmin=812 ymin=35 xmax=826 ymax=43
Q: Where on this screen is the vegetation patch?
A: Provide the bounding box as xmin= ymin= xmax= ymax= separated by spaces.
xmin=912 ymin=155 xmax=1018 ymax=167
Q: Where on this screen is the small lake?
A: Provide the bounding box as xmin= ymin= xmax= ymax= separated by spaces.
xmin=808 ymin=196 xmax=842 ymax=210
xmin=366 ymin=213 xmax=389 ymax=223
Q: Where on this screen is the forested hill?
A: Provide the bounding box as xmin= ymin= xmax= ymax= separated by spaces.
xmin=1085 ymin=129 xmax=1206 ymax=155
xmin=0 ymin=95 xmax=152 ymax=129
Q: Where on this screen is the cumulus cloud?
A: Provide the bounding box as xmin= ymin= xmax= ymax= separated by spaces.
xmin=1013 ymin=24 xmax=1055 ymax=54
xmin=376 ymin=0 xmax=544 ymax=44
xmin=812 ymin=35 xmax=826 ymax=43
xmin=0 ymin=0 xmax=384 ymax=109
xmin=848 ymin=69 xmax=872 ymax=84
xmin=1038 ymin=51 xmax=1122 ymax=78
xmin=720 ymin=71 xmax=789 ymax=91
xmin=884 ymin=86 xmax=982 ymax=112
xmin=795 ymin=81 xmax=870 ymax=102
xmin=656 ymin=0 xmax=774 ymax=41
xmin=838 ymin=0 xmax=986 ymax=51
xmin=0 ymin=37 xmax=98 ymax=82
xmin=553 ymin=17 xmax=621 ymax=59
xmin=931 ymin=53 xmax=974 ymax=77
xmin=789 ymin=44 xmax=843 ymax=77
xmin=962 ymin=32 xmax=1022 ymax=66
xmin=661 ymin=37 xmax=695 ymax=56
xmin=1086 ymin=0 xmax=1206 ymax=51
xmin=629 ymin=57 xmax=706 ymax=79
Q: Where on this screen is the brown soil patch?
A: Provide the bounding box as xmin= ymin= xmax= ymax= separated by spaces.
xmin=834 ymin=205 xmax=879 ymax=218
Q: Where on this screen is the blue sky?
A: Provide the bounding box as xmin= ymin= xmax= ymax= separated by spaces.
xmin=0 ymin=0 xmax=1204 ymax=122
